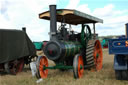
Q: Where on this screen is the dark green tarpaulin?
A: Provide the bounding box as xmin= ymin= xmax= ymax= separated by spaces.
xmin=0 ymin=29 xmax=36 ymax=64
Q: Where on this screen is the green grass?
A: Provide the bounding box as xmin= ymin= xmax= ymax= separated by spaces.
xmin=0 ymin=49 xmax=128 ymax=85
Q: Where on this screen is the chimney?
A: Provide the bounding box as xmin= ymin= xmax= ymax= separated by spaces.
xmin=49 ymin=5 xmax=57 ymax=40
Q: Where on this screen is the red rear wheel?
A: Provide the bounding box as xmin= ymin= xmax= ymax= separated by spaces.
xmin=17 ymin=58 xmax=24 ymax=73
xmin=93 ymin=40 xmax=103 ymax=70
xmin=4 ymin=58 xmax=24 ymax=75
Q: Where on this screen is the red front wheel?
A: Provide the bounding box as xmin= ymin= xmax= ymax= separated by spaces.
xmin=36 ymin=56 xmax=48 ymax=79
xmin=73 ymin=54 xmax=84 ymax=78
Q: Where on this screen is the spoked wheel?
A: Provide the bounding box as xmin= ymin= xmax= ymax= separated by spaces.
xmin=73 ymin=54 xmax=84 ymax=79
xmin=4 ymin=58 xmax=24 ymax=75
xmin=36 ymin=56 xmax=48 ymax=79
xmin=93 ymin=40 xmax=103 ymax=70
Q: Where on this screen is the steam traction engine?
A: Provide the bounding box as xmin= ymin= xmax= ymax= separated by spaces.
xmin=36 ymin=5 xmax=103 ymax=79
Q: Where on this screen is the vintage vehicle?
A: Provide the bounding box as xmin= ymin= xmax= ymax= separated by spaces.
xmin=109 ymin=23 xmax=128 ymax=80
xmin=33 ymin=41 xmax=48 ymax=50
xmin=33 ymin=42 xmax=43 ymax=50
xmin=0 ymin=28 xmax=36 ymax=75
xmin=101 ymin=38 xmax=110 ymax=48
xmin=36 ymin=5 xmax=103 ymax=79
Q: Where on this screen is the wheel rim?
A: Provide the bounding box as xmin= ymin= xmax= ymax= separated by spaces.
xmin=93 ymin=40 xmax=103 ymax=70
xmin=39 ymin=56 xmax=48 ymax=78
xmin=8 ymin=58 xmax=24 ymax=75
xmin=78 ymin=55 xmax=84 ymax=78
xmin=10 ymin=61 xmax=18 ymax=75
xmin=17 ymin=59 xmax=24 ymax=73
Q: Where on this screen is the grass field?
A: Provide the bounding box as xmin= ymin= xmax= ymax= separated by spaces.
xmin=0 ymin=49 xmax=128 ymax=85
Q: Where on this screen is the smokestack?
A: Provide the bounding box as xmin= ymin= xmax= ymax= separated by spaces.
xmin=125 ymin=23 xmax=128 ymax=38
xmin=49 ymin=5 xmax=57 ymax=40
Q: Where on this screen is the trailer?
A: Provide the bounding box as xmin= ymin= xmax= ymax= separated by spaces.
xmin=36 ymin=5 xmax=103 ymax=79
xmin=0 ymin=28 xmax=36 ymax=75
xmin=109 ymin=23 xmax=128 ymax=80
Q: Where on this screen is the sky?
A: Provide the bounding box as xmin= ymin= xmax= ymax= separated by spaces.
xmin=0 ymin=0 xmax=128 ymax=41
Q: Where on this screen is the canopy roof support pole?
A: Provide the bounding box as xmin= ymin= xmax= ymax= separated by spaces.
xmin=93 ymin=23 xmax=96 ymax=39
xmin=125 ymin=23 xmax=128 ymax=38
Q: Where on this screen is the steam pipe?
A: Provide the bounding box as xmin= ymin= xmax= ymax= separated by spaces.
xmin=49 ymin=5 xmax=57 ymax=40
